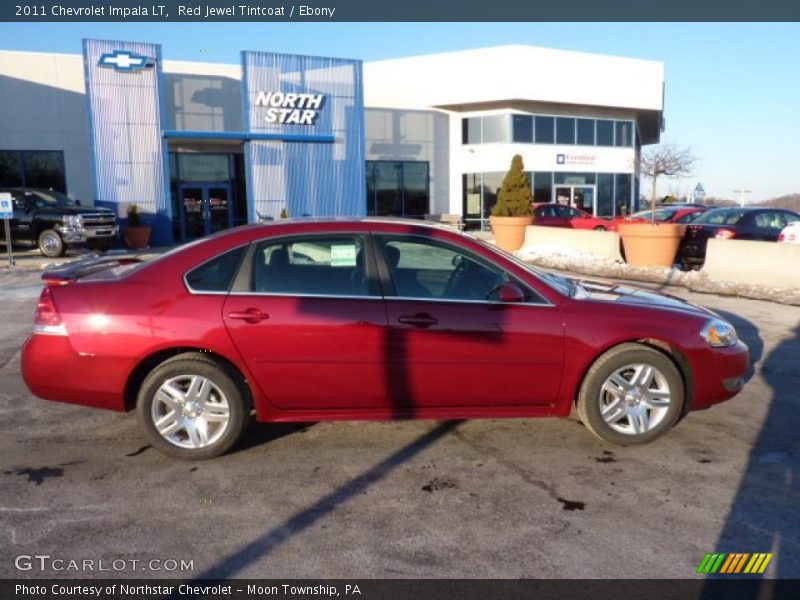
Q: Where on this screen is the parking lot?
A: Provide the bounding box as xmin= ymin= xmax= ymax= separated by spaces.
xmin=0 ymin=268 xmax=797 ymax=580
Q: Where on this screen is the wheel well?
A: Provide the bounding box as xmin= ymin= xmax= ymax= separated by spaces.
xmin=123 ymin=348 xmax=251 ymax=411
xmin=576 ymin=339 xmax=694 ymax=410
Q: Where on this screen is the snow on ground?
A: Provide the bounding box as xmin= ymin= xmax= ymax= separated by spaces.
xmin=515 ymin=244 xmax=800 ymax=306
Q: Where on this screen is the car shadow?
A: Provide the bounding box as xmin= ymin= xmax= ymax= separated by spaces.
xmin=237 ymin=421 xmax=317 ymax=452
xmin=715 ymin=309 xmax=763 ymax=382
xmin=701 ymin=323 xmax=800 ymax=591
xmin=174 ymin=420 xmax=461 ymax=582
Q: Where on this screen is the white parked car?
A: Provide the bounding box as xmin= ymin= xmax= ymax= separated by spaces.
xmin=778 ymin=221 xmax=800 ymax=244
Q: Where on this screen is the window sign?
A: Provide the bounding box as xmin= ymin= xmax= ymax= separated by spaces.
xmin=330 ymin=244 xmax=358 ymax=267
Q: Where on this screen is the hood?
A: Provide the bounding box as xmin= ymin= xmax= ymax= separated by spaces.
xmin=34 ymin=205 xmax=115 ymax=216
xmin=571 ymin=278 xmax=717 ymax=319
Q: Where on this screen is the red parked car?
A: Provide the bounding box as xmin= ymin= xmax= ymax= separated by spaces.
xmin=608 ymin=205 xmax=708 ymax=231
xmin=22 ymin=219 xmax=749 ymax=459
xmin=532 ymin=202 xmax=611 ymax=230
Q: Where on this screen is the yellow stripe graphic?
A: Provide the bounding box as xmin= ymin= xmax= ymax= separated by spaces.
xmin=758 ymin=554 xmax=773 ymax=574
xmin=744 ymin=554 xmax=760 ymax=573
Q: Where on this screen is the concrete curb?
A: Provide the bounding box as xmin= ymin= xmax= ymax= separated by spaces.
xmin=521 ymin=226 xmax=624 ymax=262
xmin=517 ymin=251 xmax=800 ymax=306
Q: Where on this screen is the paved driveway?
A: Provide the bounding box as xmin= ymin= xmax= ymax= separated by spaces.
xmin=0 ymin=270 xmax=797 ymax=579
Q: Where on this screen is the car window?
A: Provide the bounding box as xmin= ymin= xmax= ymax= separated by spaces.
xmin=380 ymin=237 xmax=510 ymax=302
xmin=252 ymin=235 xmax=370 ymax=297
xmin=554 ymin=205 xmax=573 ymax=218
xmin=692 ymin=209 xmax=747 ymax=225
xmin=535 ymin=205 xmax=556 ymax=218
xmin=675 ymin=211 xmax=699 ymax=223
xmin=566 ymin=207 xmax=584 ymax=218
xmin=754 ymin=211 xmax=789 ymax=230
xmin=185 ymin=246 xmax=247 ymax=293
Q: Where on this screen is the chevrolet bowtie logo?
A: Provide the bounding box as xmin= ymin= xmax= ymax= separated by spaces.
xmin=98 ymin=50 xmax=154 ymax=72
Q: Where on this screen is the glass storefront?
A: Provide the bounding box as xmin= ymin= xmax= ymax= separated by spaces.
xmin=0 ymin=150 xmax=67 ymax=193
xmin=168 ymin=152 xmax=248 ymax=242
xmin=464 ymin=170 xmax=637 ymax=229
xmin=366 ymin=160 xmax=430 ymax=218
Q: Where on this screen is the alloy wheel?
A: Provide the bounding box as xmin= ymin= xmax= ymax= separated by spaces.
xmin=151 ymin=375 xmax=231 ymax=449
xmin=598 ymin=363 xmax=672 ymax=435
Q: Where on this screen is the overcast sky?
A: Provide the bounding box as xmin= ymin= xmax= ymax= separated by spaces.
xmin=3 ymin=22 xmax=799 ymax=201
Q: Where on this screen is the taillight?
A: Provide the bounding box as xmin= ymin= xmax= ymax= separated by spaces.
xmin=715 ymin=229 xmax=736 ymax=240
xmin=779 ymin=233 xmax=785 ymax=242
xmin=34 ymin=287 xmax=67 ymax=335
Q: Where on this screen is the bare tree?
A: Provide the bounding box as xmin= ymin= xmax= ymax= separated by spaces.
xmin=640 ymin=143 xmax=698 ymax=223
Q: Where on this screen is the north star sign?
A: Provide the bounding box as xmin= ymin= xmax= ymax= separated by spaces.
xmin=254 ymin=91 xmax=325 ymax=125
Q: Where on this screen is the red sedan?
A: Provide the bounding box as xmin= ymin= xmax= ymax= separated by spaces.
xmin=532 ymin=202 xmax=611 ymax=230
xmin=22 ymin=219 xmax=749 ymax=459
xmin=608 ymin=206 xmax=708 ymax=231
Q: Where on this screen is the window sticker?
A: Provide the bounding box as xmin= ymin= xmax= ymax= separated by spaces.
xmin=330 ymin=244 xmax=358 ymax=267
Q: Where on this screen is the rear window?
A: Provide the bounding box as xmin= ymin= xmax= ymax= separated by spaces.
xmin=185 ymin=246 xmax=246 ymax=293
xmin=692 ymin=209 xmax=748 ymax=225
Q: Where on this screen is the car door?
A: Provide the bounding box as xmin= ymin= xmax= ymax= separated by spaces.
xmin=222 ymin=233 xmax=389 ymax=411
xmin=7 ymin=192 xmax=34 ymax=243
xmin=376 ymin=234 xmax=565 ymax=410
xmin=534 ymin=204 xmax=558 ymax=227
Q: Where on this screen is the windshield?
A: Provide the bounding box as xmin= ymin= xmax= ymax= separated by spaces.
xmin=27 ymin=190 xmax=78 ymax=207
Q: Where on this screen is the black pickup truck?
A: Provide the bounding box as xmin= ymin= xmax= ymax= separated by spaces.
xmin=0 ymin=188 xmax=119 ymax=257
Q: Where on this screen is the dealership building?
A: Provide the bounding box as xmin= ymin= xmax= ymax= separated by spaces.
xmin=0 ymin=42 xmax=664 ymax=244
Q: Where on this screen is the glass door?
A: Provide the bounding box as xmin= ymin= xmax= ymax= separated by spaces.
xmin=180 ymin=183 xmax=233 ymax=239
xmin=573 ymin=186 xmax=597 ymax=215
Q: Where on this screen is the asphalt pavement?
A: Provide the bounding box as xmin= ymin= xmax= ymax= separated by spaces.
xmin=0 ymin=269 xmax=797 ymax=579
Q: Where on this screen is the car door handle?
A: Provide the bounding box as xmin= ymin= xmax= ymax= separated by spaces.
xmin=398 ymin=313 xmax=438 ymax=328
xmin=227 ymin=308 xmax=269 ymax=324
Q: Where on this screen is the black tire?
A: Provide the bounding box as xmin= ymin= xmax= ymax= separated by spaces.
xmin=576 ymin=343 xmax=685 ymax=446
xmin=594 ymin=225 xmax=607 ymax=231
xmin=136 ymin=353 xmax=250 ymax=460
xmin=38 ymin=229 xmax=65 ymax=258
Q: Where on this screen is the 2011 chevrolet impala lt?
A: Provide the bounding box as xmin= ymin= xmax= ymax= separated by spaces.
xmin=21 ymin=219 xmax=749 ymax=459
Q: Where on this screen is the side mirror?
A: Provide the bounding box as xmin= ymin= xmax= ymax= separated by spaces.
xmin=498 ymin=282 xmax=526 ymax=303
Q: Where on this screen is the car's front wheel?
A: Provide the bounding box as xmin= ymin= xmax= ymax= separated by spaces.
xmin=577 ymin=343 xmax=684 ymax=445
xmin=136 ymin=354 xmax=250 ymax=460
xmin=38 ymin=229 xmax=65 ymax=258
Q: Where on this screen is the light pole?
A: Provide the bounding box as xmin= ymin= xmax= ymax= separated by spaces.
xmin=733 ymin=188 xmax=752 ymax=207
xmin=692 ymin=183 xmax=706 ymax=205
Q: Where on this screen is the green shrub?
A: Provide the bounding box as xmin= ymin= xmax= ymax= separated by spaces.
xmin=491 ymin=155 xmax=533 ymax=217
xmin=127 ymin=204 xmax=142 ymax=228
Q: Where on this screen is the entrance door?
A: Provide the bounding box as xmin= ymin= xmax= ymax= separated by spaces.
xmin=552 ymin=185 xmax=598 ymax=215
xmin=180 ymin=183 xmax=233 ymax=239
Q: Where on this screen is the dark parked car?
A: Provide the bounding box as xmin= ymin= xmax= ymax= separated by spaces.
xmin=22 ymin=219 xmax=748 ymax=459
xmin=0 ymin=188 xmax=118 ymax=257
xmin=678 ymin=206 xmax=800 ymax=269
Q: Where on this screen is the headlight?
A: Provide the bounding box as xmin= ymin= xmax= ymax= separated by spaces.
xmin=700 ymin=318 xmax=739 ymax=348
xmin=62 ymin=215 xmax=82 ymax=228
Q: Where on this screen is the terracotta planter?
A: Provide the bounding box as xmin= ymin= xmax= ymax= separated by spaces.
xmin=617 ymin=222 xmax=686 ymax=268
xmin=123 ymin=226 xmax=151 ymax=250
xmin=490 ymin=215 xmax=534 ymax=253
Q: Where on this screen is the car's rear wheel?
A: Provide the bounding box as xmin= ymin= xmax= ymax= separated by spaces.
xmin=594 ymin=225 xmax=607 ymax=231
xmin=136 ymin=354 xmax=250 ymax=460
xmin=38 ymin=229 xmax=65 ymax=258
xmin=577 ymin=343 xmax=684 ymax=445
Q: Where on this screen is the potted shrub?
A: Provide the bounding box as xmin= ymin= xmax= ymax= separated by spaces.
xmin=618 ymin=144 xmax=697 ymax=267
xmin=123 ymin=204 xmax=151 ymax=250
xmin=489 ymin=155 xmax=534 ymax=253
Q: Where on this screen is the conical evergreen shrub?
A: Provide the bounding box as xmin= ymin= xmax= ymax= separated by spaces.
xmin=491 ymin=155 xmax=533 ymax=217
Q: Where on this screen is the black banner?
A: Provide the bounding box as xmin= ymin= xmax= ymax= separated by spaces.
xmin=2 ymin=0 xmax=800 ymax=22
xmin=3 ymin=579 xmax=800 ymax=600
